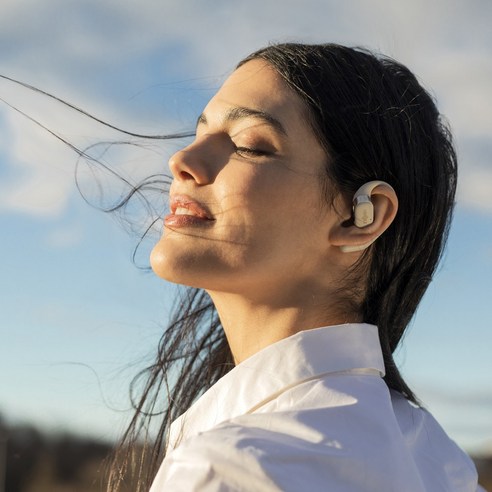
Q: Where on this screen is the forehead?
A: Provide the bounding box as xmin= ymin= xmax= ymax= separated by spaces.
xmin=204 ymin=59 xmax=309 ymax=129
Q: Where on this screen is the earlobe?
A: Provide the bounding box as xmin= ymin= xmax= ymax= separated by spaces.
xmin=330 ymin=181 xmax=398 ymax=254
xmin=339 ymin=239 xmax=378 ymax=253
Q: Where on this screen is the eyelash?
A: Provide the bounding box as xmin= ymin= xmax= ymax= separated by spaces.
xmin=233 ymin=145 xmax=270 ymax=158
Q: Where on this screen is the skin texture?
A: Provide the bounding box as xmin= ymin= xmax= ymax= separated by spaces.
xmin=151 ymin=60 xmax=398 ymax=363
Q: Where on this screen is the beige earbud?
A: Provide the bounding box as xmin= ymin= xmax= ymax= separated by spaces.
xmin=340 ymin=180 xmax=394 ymax=253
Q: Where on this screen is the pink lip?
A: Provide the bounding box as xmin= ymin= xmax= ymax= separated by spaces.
xmin=164 ymin=194 xmax=215 ymax=228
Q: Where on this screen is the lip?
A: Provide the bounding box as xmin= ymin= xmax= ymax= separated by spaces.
xmin=164 ymin=194 xmax=215 ymax=228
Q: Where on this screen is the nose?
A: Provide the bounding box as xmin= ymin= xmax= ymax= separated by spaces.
xmin=168 ymin=136 xmax=220 ymax=185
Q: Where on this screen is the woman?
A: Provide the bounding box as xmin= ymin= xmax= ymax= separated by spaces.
xmin=109 ymin=43 xmax=480 ymax=491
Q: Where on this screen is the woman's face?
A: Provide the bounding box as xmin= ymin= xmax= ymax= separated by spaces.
xmin=151 ymin=59 xmax=342 ymax=298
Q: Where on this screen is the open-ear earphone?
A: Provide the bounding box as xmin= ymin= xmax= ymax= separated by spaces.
xmin=353 ymin=180 xmax=394 ymax=228
xmin=340 ymin=180 xmax=394 ymax=253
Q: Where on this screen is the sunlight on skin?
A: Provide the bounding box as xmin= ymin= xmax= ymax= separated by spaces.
xmin=150 ymin=60 xmax=397 ymax=363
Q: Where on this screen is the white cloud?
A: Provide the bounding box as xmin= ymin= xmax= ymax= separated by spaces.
xmin=44 ymin=223 xmax=85 ymax=248
xmin=0 ymin=108 xmax=74 ymax=217
xmin=0 ymin=0 xmax=491 ymax=216
xmin=420 ymin=53 xmax=492 ymax=141
xmin=0 ymin=74 xmax=172 ymax=218
xmin=458 ymin=167 xmax=492 ymax=214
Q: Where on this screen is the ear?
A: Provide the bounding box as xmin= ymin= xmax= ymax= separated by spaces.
xmin=329 ymin=182 xmax=398 ymax=254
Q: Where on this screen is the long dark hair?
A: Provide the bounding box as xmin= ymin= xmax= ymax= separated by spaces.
xmin=106 ymin=43 xmax=457 ymax=491
xmin=240 ymin=43 xmax=457 ymax=402
xmin=4 ymin=42 xmax=457 ymax=491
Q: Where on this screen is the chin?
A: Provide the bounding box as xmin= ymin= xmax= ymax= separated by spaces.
xmin=149 ymin=235 xmax=260 ymax=292
xmin=150 ymin=240 xmax=214 ymax=289
xmin=150 ymin=241 xmax=184 ymax=282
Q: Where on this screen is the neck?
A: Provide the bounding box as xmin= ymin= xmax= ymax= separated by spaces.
xmin=207 ymin=288 xmax=359 ymax=364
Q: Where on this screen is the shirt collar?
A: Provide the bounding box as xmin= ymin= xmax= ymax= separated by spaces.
xmin=168 ymin=323 xmax=385 ymax=449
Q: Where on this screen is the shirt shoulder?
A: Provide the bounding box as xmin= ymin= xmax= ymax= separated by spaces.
xmin=390 ymin=391 xmax=480 ymax=492
xmin=152 ymin=378 xmax=480 ymax=492
xmin=152 ymin=415 xmax=424 ymax=492
xmin=150 ymin=423 xmax=281 ymax=492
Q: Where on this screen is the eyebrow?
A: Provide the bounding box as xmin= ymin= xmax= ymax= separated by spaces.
xmin=196 ymin=106 xmax=288 ymax=136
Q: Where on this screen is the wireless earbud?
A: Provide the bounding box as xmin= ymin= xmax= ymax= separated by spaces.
xmin=353 ymin=180 xmax=393 ymax=228
xmin=340 ymin=180 xmax=395 ymax=253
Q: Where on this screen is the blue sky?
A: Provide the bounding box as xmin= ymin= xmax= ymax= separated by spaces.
xmin=0 ymin=0 xmax=491 ymax=454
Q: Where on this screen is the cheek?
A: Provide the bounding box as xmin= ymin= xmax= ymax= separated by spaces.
xmin=149 ymin=164 xmax=327 ymax=288
xmin=241 ymin=169 xmax=322 ymax=227
xmin=221 ymin=171 xmax=324 ymax=271
xmin=220 ymin=164 xmax=297 ymax=214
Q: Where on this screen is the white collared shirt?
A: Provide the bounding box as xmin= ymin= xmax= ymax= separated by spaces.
xmin=150 ymin=324 xmax=480 ymax=491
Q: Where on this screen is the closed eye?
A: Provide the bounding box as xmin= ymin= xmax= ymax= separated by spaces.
xmin=234 ymin=145 xmax=272 ymax=158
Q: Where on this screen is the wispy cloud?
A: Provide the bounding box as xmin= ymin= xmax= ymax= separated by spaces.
xmin=0 ymin=74 xmax=172 ymax=218
xmin=456 ymin=137 xmax=492 ymax=214
xmin=458 ymin=168 xmax=492 ymax=214
xmin=0 ymin=0 xmax=491 ymax=216
xmin=44 ymin=223 xmax=85 ymax=248
xmin=0 ymin=109 xmax=74 ymax=218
